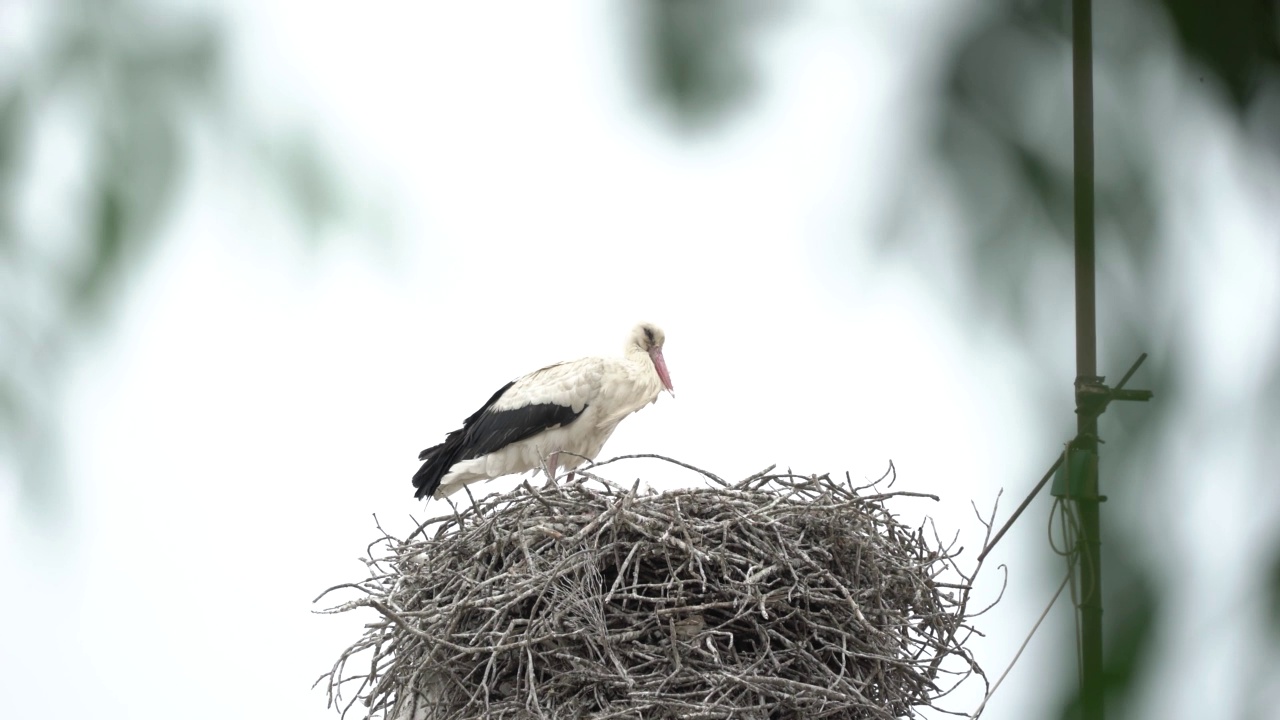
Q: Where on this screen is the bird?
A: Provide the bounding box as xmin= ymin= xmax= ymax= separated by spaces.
xmin=412 ymin=322 xmax=675 ymax=500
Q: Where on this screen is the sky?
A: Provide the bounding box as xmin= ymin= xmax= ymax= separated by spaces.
xmin=3 ymin=1 xmax=1279 ymax=719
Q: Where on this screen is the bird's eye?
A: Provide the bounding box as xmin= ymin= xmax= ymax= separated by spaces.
xmin=643 ymin=327 xmax=655 ymax=345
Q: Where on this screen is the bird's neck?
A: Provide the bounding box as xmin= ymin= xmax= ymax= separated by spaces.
xmin=624 ymin=345 xmax=651 ymax=368
xmin=623 ymin=346 xmax=660 ymax=388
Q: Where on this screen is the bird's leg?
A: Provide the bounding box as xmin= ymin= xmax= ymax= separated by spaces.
xmin=543 ymin=451 xmax=559 ymax=488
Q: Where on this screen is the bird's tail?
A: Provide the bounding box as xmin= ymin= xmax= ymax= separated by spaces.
xmin=412 ymin=444 xmax=448 ymax=500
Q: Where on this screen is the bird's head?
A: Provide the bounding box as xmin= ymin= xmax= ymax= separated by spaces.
xmin=631 ymin=322 xmax=674 ymax=396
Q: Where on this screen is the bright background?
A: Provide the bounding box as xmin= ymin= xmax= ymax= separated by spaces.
xmin=3 ymin=2 xmax=1278 ymax=719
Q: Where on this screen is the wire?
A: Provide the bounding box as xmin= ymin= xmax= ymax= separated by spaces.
xmin=1055 ymin=497 xmax=1086 ymax=691
xmin=968 ymin=565 xmax=1074 ymax=719
xmin=970 ymin=458 xmax=1091 ymax=719
xmin=1046 ymin=449 xmax=1091 ymax=693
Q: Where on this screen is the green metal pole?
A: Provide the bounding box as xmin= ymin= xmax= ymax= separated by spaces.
xmin=1072 ymin=0 xmax=1104 ymax=718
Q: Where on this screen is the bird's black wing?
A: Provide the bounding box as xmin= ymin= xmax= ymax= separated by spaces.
xmin=457 ymin=401 xmax=584 ymax=460
xmin=412 ymin=380 xmax=586 ymax=500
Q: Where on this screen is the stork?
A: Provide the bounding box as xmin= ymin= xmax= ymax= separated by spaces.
xmin=412 ymin=323 xmax=675 ymax=500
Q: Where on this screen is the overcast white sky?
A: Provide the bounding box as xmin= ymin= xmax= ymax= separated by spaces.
xmin=3 ymin=1 xmax=1279 ymax=719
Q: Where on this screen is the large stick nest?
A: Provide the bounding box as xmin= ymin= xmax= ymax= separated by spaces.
xmin=318 ymin=457 xmax=992 ymax=719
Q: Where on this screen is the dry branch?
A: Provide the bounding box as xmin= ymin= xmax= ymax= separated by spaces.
xmin=317 ymin=458 xmax=991 ymax=719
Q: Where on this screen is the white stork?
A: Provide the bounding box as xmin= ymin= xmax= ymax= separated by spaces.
xmin=412 ymin=322 xmax=675 ymax=500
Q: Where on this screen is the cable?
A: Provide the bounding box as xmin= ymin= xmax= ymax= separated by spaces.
xmin=968 ymin=565 xmax=1074 ymax=719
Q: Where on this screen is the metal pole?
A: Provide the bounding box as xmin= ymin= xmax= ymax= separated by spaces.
xmin=1072 ymin=0 xmax=1104 ymax=718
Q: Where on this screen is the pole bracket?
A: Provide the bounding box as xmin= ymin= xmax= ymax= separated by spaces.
xmin=1074 ymin=352 xmax=1154 ymax=420
xmin=1054 ymin=353 xmax=1153 ymax=500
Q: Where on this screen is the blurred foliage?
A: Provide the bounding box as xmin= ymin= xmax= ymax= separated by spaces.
xmin=920 ymin=2 xmax=1279 ymax=712
xmin=635 ymin=0 xmax=1278 ymax=718
xmin=1163 ymin=0 xmax=1279 ymax=110
xmin=0 ymin=0 xmax=352 ymax=515
xmin=633 ymin=0 xmax=787 ymax=130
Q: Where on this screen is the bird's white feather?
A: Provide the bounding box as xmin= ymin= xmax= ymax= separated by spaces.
xmin=414 ymin=323 xmax=672 ymax=500
xmin=435 ymin=356 xmax=663 ymax=496
xmin=489 ymin=358 xmax=606 ymax=413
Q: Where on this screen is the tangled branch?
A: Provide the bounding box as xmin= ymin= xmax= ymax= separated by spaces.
xmin=316 ymin=458 xmax=994 ymax=719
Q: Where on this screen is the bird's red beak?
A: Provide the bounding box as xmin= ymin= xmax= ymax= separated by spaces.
xmin=649 ymin=346 xmax=675 ymax=396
